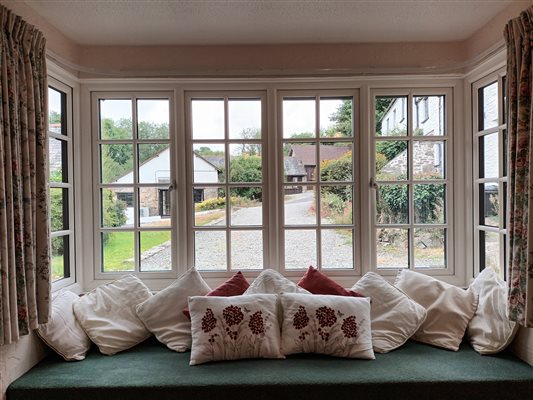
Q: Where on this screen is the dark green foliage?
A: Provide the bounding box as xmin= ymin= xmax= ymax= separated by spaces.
xmin=376 ymin=139 xmax=407 ymax=162
xmin=229 ymin=155 xmax=262 ymax=200
xmin=320 ymin=152 xmax=352 ymax=202
xmin=323 ymin=100 xmax=352 ymax=137
xmin=375 ymin=97 xmax=394 ymax=132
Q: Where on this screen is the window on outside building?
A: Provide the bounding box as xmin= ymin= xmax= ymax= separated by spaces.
xmin=280 ymin=92 xmax=358 ymax=272
xmin=373 ymin=91 xmax=451 ymax=273
xmin=94 ymin=94 xmax=174 ymax=275
xmin=473 ymin=73 xmax=507 ymax=279
xmin=187 ymin=94 xmax=266 ymax=271
xmin=49 ymin=81 xmax=75 ymax=283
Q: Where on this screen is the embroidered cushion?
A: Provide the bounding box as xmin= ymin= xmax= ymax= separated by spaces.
xmin=36 ymin=290 xmax=92 ymax=361
xmin=467 ymin=268 xmax=518 ymax=354
xmin=395 ymin=269 xmax=478 ymax=351
xmin=297 ymin=266 xmax=364 ymax=297
xmin=73 ymin=275 xmax=153 ymax=355
xmin=352 ymin=272 xmax=427 ymax=353
xmin=188 ymin=294 xmax=284 ymax=365
xmin=279 ymin=293 xmax=374 ymax=359
xmin=136 ymin=268 xmax=211 ymax=352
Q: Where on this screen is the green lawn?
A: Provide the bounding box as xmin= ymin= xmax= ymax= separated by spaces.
xmin=102 ymin=231 xmax=171 ymax=272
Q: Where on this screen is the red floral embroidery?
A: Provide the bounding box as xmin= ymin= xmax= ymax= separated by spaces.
xmin=316 ymin=306 xmax=337 ymax=328
xmin=249 ymin=311 xmax=265 ymax=335
xmin=293 ymin=305 xmax=309 ymax=329
xmin=202 ymin=308 xmax=217 ymax=333
xmin=341 ymin=316 xmax=358 ymax=338
xmin=225 ymin=328 xmax=238 ymax=340
xmin=318 ymin=328 xmax=330 ymax=342
xmin=222 ymin=305 xmax=244 ymax=326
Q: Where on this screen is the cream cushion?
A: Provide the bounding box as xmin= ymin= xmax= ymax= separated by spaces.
xmin=467 ymin=268 xmax=518 ymax=354
xmin=244 ymin=269 xmax=310 ymax=295
xmin=188 ymin=294 xmax=284 ymax=365
xmin=36 ymin=290 xmax=92 ymax=361
xmin=352 ymin=272 xmax=427 ymax=353
xmin=136 ymin=268 xmax=211 ymax=352
xmin=394 ymin=270 xmax=478 ymax=351
xmin=279 ymin=293 xmax=374 ymax=359
xmin=73 ymin=275 xmax=153 ymax=355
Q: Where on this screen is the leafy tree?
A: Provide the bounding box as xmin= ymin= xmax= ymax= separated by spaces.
xmin=49 ymin=110 xmax=61 ymax=124
xmin=235 ymin=128 xmax=261 ymax=156
xmin=375 ymin=97 xmax=394 ymax=133
xmin=323 ymin=100 xmax=352 ymax=137
xmin=229 ymin=155 xmax=262 ymax=200
xmin=320 ymin=152 xmax=352 ymax=202
xmin=195 ymin=146 xmax=224 ymax=156
xmin=376 ymin=139 xmax=407 ymax=162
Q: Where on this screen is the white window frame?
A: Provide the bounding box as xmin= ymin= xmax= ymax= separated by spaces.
xmin=369 ymin=88 xmax=455 ymax=277
xmin=277 ymin=89 xmax=361 ymax=278
xmin=472 ymin=69 xmax=507 ymax=280
xmin=49 ymin=77 xmax=76 ymax=289
xmin=184 ymin=91 xmax=269 ymax=277
xmin=91 ymin=91 xmax=177 ymax=280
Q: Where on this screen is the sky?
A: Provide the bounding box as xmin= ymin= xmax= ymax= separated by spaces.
xmin=91 ymin=96 xmax=346 ymax=140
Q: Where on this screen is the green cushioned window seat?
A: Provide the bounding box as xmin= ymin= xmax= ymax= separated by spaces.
xmin=7 ymin=339 xmax=533 ymax=400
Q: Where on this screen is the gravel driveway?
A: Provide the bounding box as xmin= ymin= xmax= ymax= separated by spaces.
xmin=141 ymin=191 xmax=353 ymax=271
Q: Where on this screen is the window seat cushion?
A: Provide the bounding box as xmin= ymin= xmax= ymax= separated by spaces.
xmin=7 ymin=338 xmax=533 ymax=400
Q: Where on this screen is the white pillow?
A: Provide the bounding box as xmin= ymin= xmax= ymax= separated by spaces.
xmin=352 ymin=272 xmax=427 ymax=353
xmin=394 ymin=270 xmax=478 ymax=351
xmin=189 ymin=294 xmax=284 ymax=365
xmin=36 ymin=290 xmax=92 ymax=361
xmin=279 ymin=293 xmax=374 ymax=359
xmin=136 ymin=268 xmax=211 ymax=352
xmin=244 ymin=269 xmax=310 ymax=295
xmin=73 ymin=275 xmax=153 ymax=355
xmin=467 ymin=268 xmax=518 ymax=354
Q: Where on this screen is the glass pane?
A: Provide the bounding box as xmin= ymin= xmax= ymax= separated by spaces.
xmin=230 ymin=187 xmax=262 ymax=226
xmin=481 ymin=231 xmax=501 ymax=276
xmin=414 ymin=184 xmax=445 ymax=224
xmin=375 ymin=96 xmax=407 ymax=136
xmin=321 ymin=229 xmax=353 ymax=269
xmin=502 ymin=77 xmax=507 ymax=125
xmin=49 ymin=138 xmax=67 ymax=183
xmin=100 ymin=144 xmax=133 ymax=184
xmin=100 ymin=99 xmax=132 ymax=140
xmin=229 ymin=144 xmax=262 ymax=183
xmin=320 ymin=186 xmax=352 ymax=225
xmin=193 ymin=144 xmax=225 ymax=183
xmin=284 ymin=186 xmax=316 ymax=226
xmin=414 ymin=228 xmax=446 ymax=269
xmin=195 ymin=230 xmax=226 ymax=270
xmin=376 ymin=228 xmax=408 ymax=269
xmin=284 ymin=142 xmax=316 ymax=182
xmin=283 ymin=98 xmax=315 ymax=139
xmin=48 ymin=87 xmax=64 ymax=134
xmin=138 ymin=143 xmax=170 ymax=183
xmin=192 ymin=99 xmax=224 ymax=140
xmin=194 ymin=187 xmax=226 ymax=227
xmin=376 ymin=184 xmax=408 ymax=224
xmin=51 ymin=235 xmax=69 ymax=282
xmin=101 ymin=188 xmax=131 ymax=228
xmin=101 ymin=231 xmax=135 ymax=272
xmin=320 ymin=98 xmax=353 ymax=137
xmin=480 ymin=183 xmax=499 ymax=227
xmin=479 ymin=82 xmax=498 ymax=131
xmin=139 ymin=187 xmax=172 ymax=228
xmin=413 ymin=141 xmax=445 ymax=180
xmin=285 ymin=229 xmax=316 ymax=269
xmin=50 ymin=188 xmax=68 ymax=232
xmin=479 ymin=133 xmax=499 ymax=179
xmin=375 ymin=140 xmax=407 ymax=180
xmin=137 ymin=99 xmax=169 ymax=139
xmin=413 ymin=96 xmax=444 ymax=136
xmin=319 ymin=142 xmax=352 ymax=182
xmin=231 ymin=230 xmax=263 ymax=270
xmin=229 ymin=99 xmax=262 ymax=139
xmin=503 ymin=129 xmax=507 ymax=176
xmin=503 ymin=182 xmax=507 ymax=229
xmin=139 ymin=231 xmax=172 ymax=271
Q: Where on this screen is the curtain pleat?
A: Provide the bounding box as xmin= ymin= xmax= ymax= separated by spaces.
xmin=0 ymin=5 xmax=49 ymax=345
xmin=505 ymin=6 xmax=533 ymax=327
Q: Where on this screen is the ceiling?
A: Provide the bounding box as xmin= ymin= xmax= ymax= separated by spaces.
xmin=22 ymin=0 xmax=521 ymax=46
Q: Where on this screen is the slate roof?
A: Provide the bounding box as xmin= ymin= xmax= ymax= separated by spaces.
xmin=284 ymin=156 xmax=306 ymax=176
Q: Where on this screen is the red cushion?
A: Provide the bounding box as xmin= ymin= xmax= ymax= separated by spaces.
xmin=297 ymin=266 xmax=364 ymax=297
xmin=183 ymin=271 xmax=250 ymax=319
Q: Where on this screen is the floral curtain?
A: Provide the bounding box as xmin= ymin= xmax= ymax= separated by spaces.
xmin=505 ymin=6 xmax=533 ymax=328
xmin=0 ymin=5 xmax=50 ymax=345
